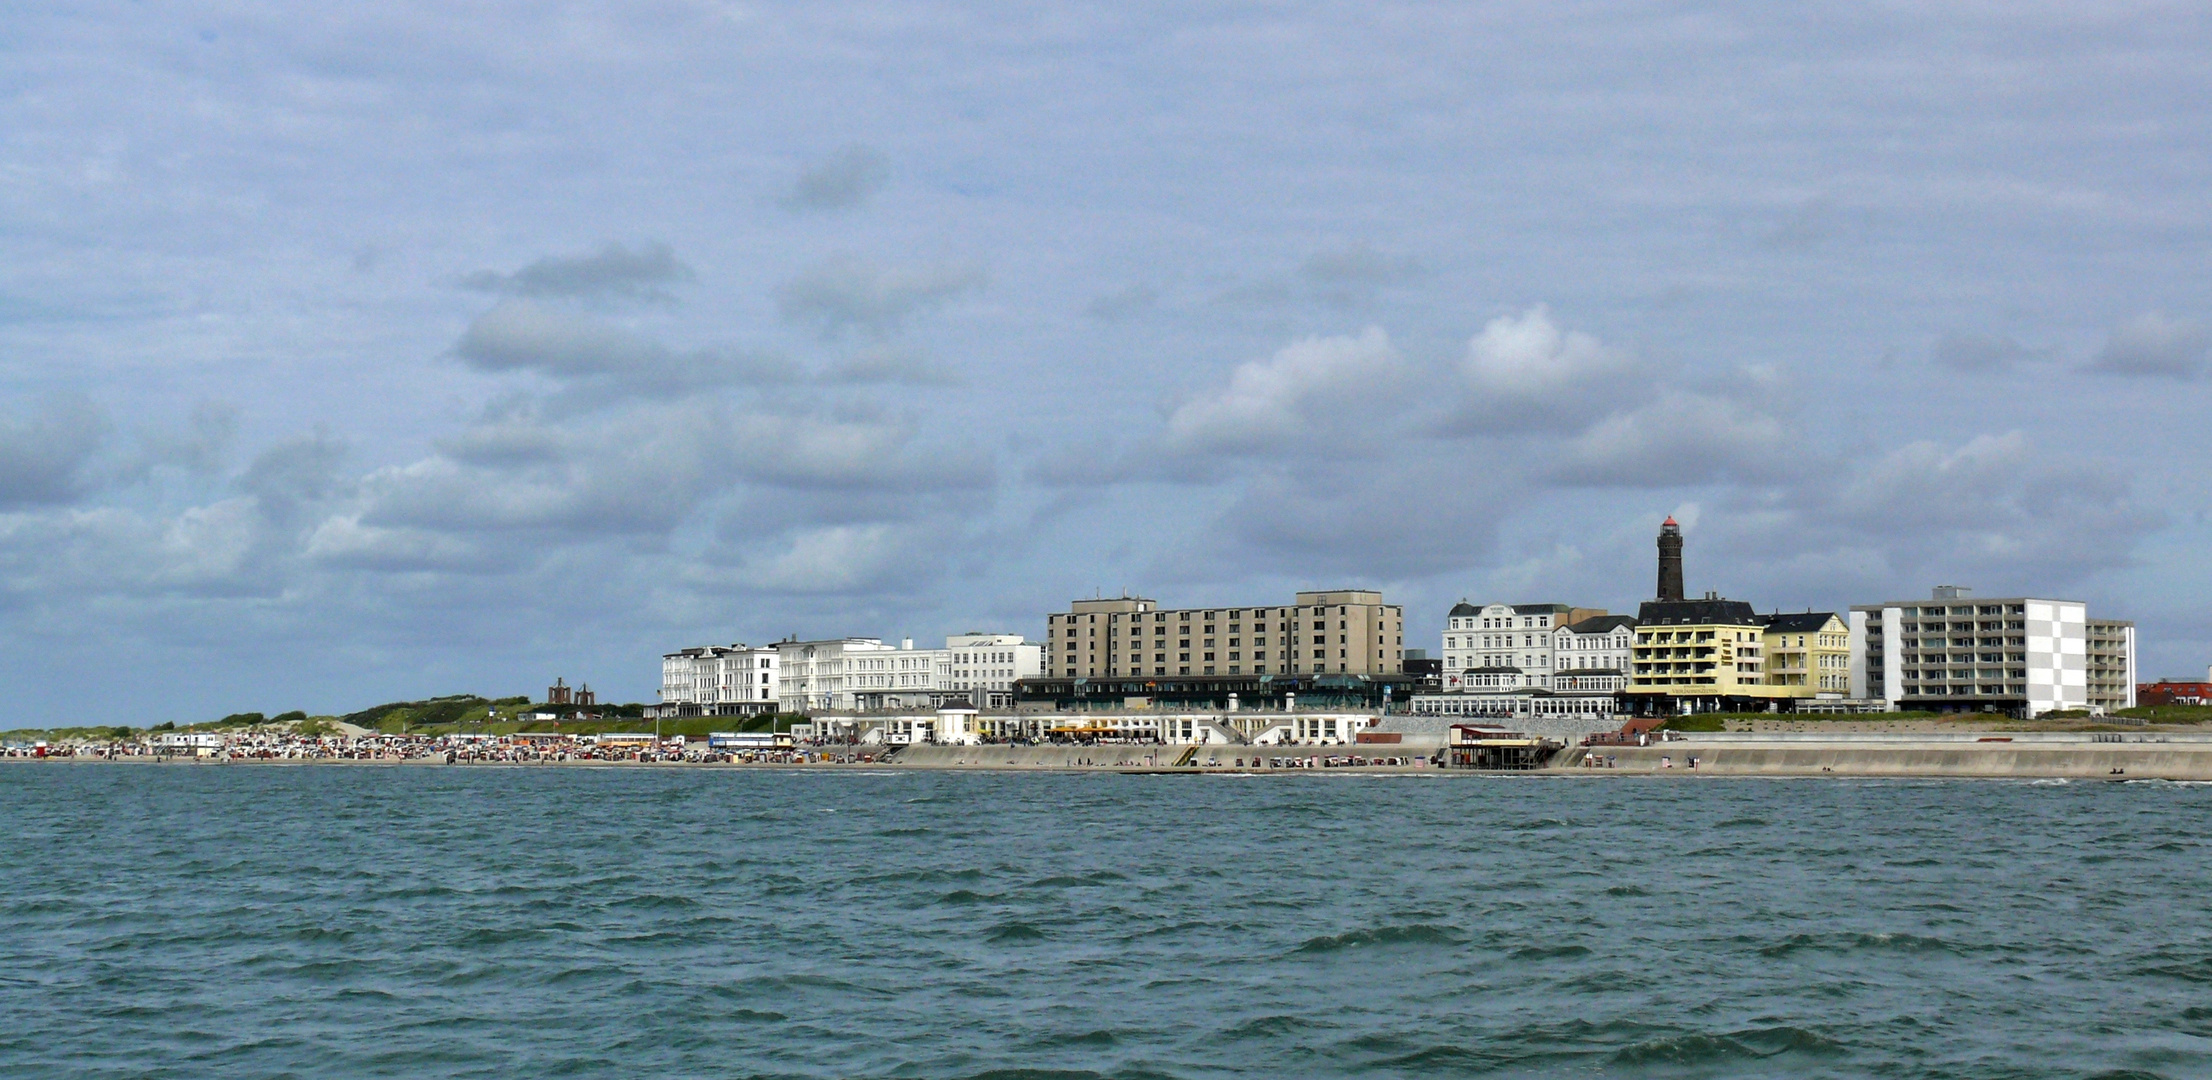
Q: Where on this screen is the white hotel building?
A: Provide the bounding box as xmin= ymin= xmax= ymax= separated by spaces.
xmin=774 ymin=634 xmax=1041 ymax=713
xmin=659 ymin=644 xmax=781 ymax=716
xmin=1849 ymin=586 xmax=2136 ymax=716
xmin=1420 ymin=601 xmax=1635 ymax=720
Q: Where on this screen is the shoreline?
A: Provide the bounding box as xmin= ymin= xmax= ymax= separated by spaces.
xmin=8 ymin=747 xmax=2207 ymax=780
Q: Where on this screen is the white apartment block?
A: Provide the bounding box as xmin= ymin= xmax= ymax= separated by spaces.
xmin=1849 ymin=586 xmax=2136 ymax=717
xmin=659 ymin=645 xmax=780 ymax=715
xmin=775 ymin=634 xmax=1041 ymax=713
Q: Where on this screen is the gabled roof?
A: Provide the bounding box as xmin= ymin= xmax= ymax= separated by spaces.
xmin=1763 ymin=611 xmax=1842 ymax=633
xmin=1564 ymin=614 xmax=1638 ymax=634
xmin=1636 ymin=598 xmax=1762 ymax=626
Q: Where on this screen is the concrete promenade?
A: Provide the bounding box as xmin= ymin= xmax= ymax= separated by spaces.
xmin=1563 ymin=732 xmax=2212 ymax=780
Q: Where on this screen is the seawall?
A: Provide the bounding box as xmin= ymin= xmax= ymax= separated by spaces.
xmin=1561 ymin=737 xmax=2212 ymax=779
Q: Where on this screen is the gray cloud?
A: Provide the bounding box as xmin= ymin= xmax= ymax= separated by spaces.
xmin=777 ymin=256 xmax=986 ymax=338
xmin=1760 ymin=196 xmax=1837 ymax=251
xmin=461 ymin=241 xmax=696 ymax=303
xmin=454 ymin=301 xmax=784 ymax=392
xmin=1553 ymin=393 xmax=1792 ymax=489
xmin=1213 ymin=242 xmax=1426 ymax=312
xmin=1084 ymin=283 xmax=1159 ymax=321
xmin=822 ymin=348 xmax=962 ymax=386
xmin=0 ymin=398 xmax=106 ymax=509
xmin=1192 ymin=461 xmax=1515 ymax=580
xmin=779 ymin=145 xmax=889 ymax=212
xmin=1299 ymin=241 xmax=1424 ymax=306
xmin=239 ymin=429 xmax=349 ymax=514
xmin=1780 ymin=431 xmax=2161 ymax=588
xmin=2088 ymin=313 xmax=2209 ymax=379
xmin=1932 ymin=333 xmax=2034 ymax=372
xmin=128 ymin=401 xmax=239 ymax=480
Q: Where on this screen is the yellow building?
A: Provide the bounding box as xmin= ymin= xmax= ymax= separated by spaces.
xmin=1626 ymin=597 xmax=1794 ymax=706
xmin=1762 ymin=612 xmax=1850 ymax=693
xmin=1625 ymin=599 xmax=1852 ymax=712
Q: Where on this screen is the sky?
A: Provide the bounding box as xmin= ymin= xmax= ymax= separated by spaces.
xmin=2 ymin=3 xmax=2210 ymax=722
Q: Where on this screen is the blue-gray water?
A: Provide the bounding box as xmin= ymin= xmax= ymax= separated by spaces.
xmin=6 ymin=766 xmax=2211 ymax=1079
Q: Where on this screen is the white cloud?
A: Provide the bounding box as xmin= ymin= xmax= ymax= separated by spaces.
xmin=1555 ymin=392 xmax=1789 ymax=487
xmin=1164 ymin=327 xmax=1402 ymax=455
xmin=304 ymin=515 xmax=501 ymax=572
xmin=745 ymin=524 xmax=903 ymax=593
xmin=1463 ymin=305 xmax=1638 ymax=399
xmin=1449 ymin=305 xmax=1644 ymax=432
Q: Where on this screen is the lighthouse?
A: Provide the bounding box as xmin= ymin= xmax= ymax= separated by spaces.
xmin=1656 ymin=517 xmax=1685 ymax=602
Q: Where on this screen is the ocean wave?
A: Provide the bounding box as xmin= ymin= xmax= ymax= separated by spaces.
xmin=2143 ymin=957 xmax=2212 ymax=983
xmin=1295 ymin=924 xmax=1467 ymax=953
xmin=1224 ymin=1014 xmax=1303 ymax=1039
xmin=1609 ymin=1025 xmax=1843 ymax=1065
xmin=986 ymin=921 xmax=1048 ymax=943
xmin=1758 ymin=931 xmax=1961 ymax=958
xmin=936 ymin=889 xmax=1003 ymax=905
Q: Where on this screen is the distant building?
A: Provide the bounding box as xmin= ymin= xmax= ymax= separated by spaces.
xmin=1400 ymin=649 xmax=1443 ymax=693
xmin=1554 ymin=614 xmax=1638 ymax=687
xmin=774 ymin=634 xmax=1041 ymax=712
xmin=660 ymin=645 xmax=780 ymax=716
xmin=1848 ymin=586 xmax=2136 ymax=716
xmin=1044 ymin=590 xmax=1403 ymax=679
xmin=545 ymin=678 xmax=596 ymax=707
xmin=2139 ymin=668 xmax=2212 ymax=707
xmin=1761 ymin=612 xmax=1852 ymax=693
xmin=1418 ymin=603 xmax=1629 ymax=721
xmin=1620 ymin=519 xmax=1851 ymax=715
xmin=1440 ymin=603 xmax=1563 ymax=683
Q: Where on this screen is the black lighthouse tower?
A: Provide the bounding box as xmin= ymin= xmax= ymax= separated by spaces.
xmin=1656 ymin=516 xmax=1685 ymax=601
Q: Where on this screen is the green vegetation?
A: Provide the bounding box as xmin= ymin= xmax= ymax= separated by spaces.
xmin=4 ymin=687 xmax=821 ymax=744
xmin=2117 ymin=704 xmax=2212 ymax=725
xmin=1657 ymin=714 xmax=1726 ymax=732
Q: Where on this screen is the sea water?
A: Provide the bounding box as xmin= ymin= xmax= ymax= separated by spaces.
xmin=4 ymin=765 xmax=2210 ymax=1078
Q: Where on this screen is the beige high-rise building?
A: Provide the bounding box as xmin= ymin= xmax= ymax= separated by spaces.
xmin=1044 ymin=590 xmax=1403 ymax=679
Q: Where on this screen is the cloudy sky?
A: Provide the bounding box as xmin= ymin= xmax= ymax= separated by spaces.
xmin=3 ymin=3 xmax=2209 ymax=721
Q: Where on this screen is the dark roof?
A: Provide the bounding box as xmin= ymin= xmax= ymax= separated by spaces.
xmin=1565 ymin=614 xmax=1638 ymax=634
xmin=1635 ymin=598 xmax=1762 ymax=626
xmin=1448 ymin=601 xmax=1479 ymax=617
xmin=1512 ymin=603 xmax=1571 ymax=614
xmin=1763 ymin=612 xmax=1841 ymax=634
